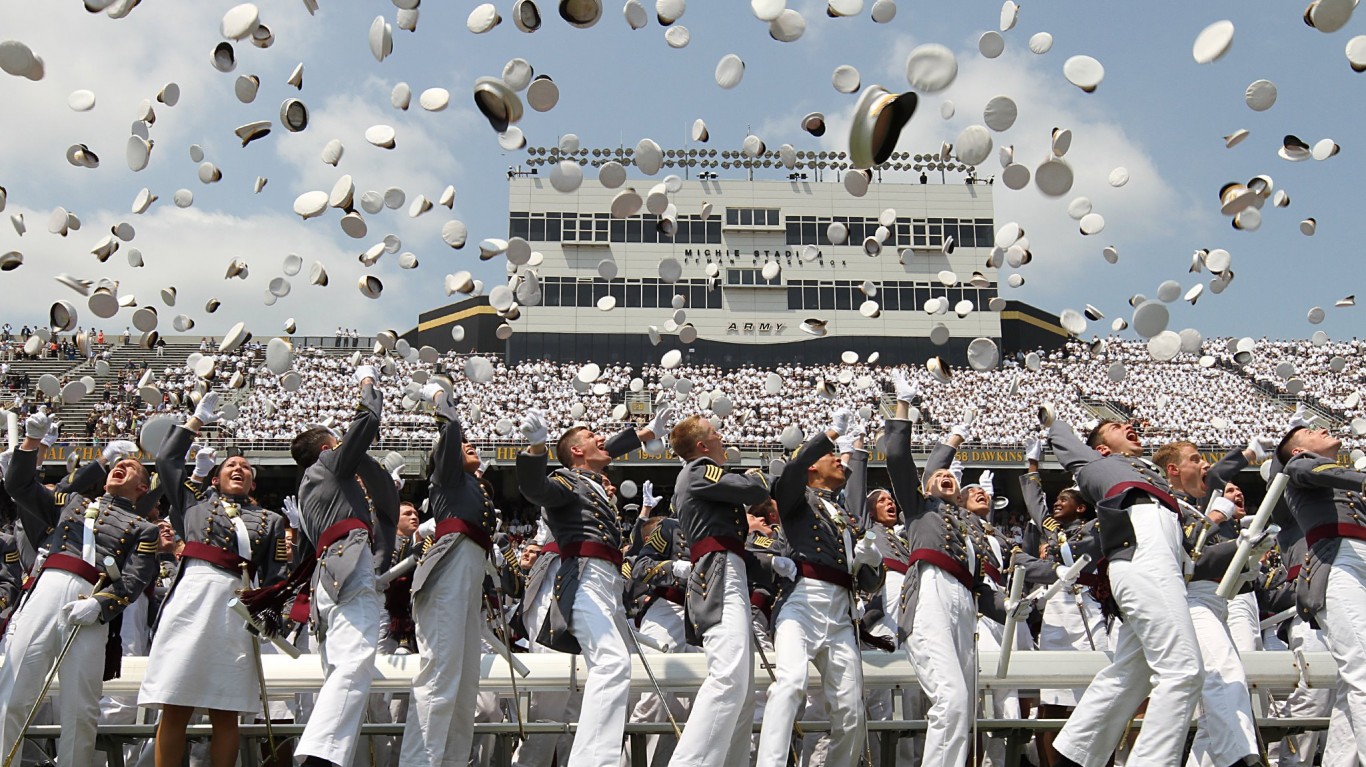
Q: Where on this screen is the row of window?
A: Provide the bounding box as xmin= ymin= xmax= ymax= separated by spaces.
xmin=785 ymin=216 xmax=995 ymax=250
xmin=507 ymin=211 xmax=995 ymax=250
xmin=785 ymin=279 xmax=999 ymax=312
xmin=536 ymin=277 xmax=724 ymax=309
xmin=509 ymin=212 xmax=723 ymax=245
xmin=725 ymin=268 xmax=782 ymax=286
xmin=724 ymin=207 xmax=781 ymax=227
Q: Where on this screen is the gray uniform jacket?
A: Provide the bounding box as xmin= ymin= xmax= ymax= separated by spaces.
xmin=884 ymin=420 xmax=982 ymax=637
xmin=771 ymin=432 xmax=881 ymax=618
xmin=746 ymin=527 xmax=790 ymax=633
xmin=628 ymin=516 xmax=688 ymax=628
xmin=157 ymin=424 xmax=289 ymax=590
xmin=0 ymin=533 xmax=22 ymax=621
xmin=14 ymin=456 xmax=111 ymax=569
xmin=298 ymin=382 xmax=398 ymax=601
xmin=1012 ymin=471 xmax=1103 ymax=587
xmin=5 ymin=447 xmax=159 ymax=623
xmin=1048 ymin=420 xmax=1179 ymax=562
xmin=516 ymin=426 xmax=641 ymax=654
xmin=1280 ymin=450 xmax=1366 ymax=620
xmin=413 ymin=397 xmax=499 ymax=596
xmin=1172 ymin=448 xmax=1247 ymax=584
xmin=672 ymin=456 xmax=771 ymax=645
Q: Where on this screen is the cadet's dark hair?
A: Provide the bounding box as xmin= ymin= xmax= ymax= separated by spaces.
xmin=1057 ymin=487 xmax=1091 ymax=514
xmin=1085 ymin=419 xmax=1123 ymax=448
xmin=556 ymin=426 xmax=592 ymax=468
xmin=291 ymin=427 xmax=336 ymax=470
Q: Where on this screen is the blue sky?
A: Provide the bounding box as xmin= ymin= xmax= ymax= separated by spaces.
xmin=0 ymin=1 xmax=1360 ymax=343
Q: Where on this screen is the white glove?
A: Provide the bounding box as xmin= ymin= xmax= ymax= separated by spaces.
xmin=852 ymin=535 xmax=881 ymax=569
xmin=24 ymin=410 xmax=50 ymax=441
xmin=61 ymin=597 xmax=102 ymax=626
xmin=193 ymin=391 xmax=222 ymax=425
xmin=1288 ymin=403 xmax=1312 ymax=431
xmin=40 ymin=419 xmax=60 ymax=447
xmin=642 ymin=479 xmax=663 ymax=509
xmin=417 ymin=518 xmax=437 ymax=539
xmin=890 ymin=371 xmax=918 ymax=403
xmin=950 ymin=408 xmax=976 ymax=441
xmin=193 ymin=447 xmax=217 ymax=477
xmin=948 ymin=458 xmax=964 ymax=484
xmin=828 ymin=407 xmax=853 ymax=436
xmin=772 ymin=555 xmax=797 ymax=580
xmin=1054 ymin=563 xmax=1080 ymax=588
xmin=280 ymin=495 xmax=301 ymax=529
xmin=646 ymin=405 xmax=675 ymax=438
xmin=420 ymin=382 xmax=445 ymax=403
xmin=520 ymin=408 xmax=549 ymax=445
xmin=671 ymin=560 xmax=692 ymax=579
xmin=354 ymin=364 xmax=379 ymax=385
xmin=1243 ymin=525 xmax=1280 ymax=559
xmin=1025 ymin=438 xmax=1044 ymax=463
xmin=1246 ymin=435 xmax=1276 ymax=463
xmin=978 ymin=469 xmax=995 ymax=497
xmin=1207 ymin=495 xmax=1237 ymax=523
xmin=102 ymin=439 xmax=138 ymax=465
xmin=391 ymin=467 xmax=404 ymax=491
xmin=836 ymin=434 xmax=858 ymax=454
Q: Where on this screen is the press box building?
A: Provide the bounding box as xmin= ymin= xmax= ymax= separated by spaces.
xmin=411 ymin=159 xmax=1067 ymax=367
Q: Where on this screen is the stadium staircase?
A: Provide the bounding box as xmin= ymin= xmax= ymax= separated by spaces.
xmin=1079 ymin=396 xmax=1130 ymax=423
xmin=0 ymin=352 xmax=94 ymax=406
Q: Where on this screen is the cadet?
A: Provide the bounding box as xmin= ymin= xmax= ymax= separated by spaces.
xmin=885 ymin=374 xmax=985 ymax=767
xmin=515 ymin=404 xmax=673 ymax=767
xmin=1046 ymin=417 xmax=1203 ymax=767
xmin=1277 ymin=423 xmax=1366 ymax=763
xmin=667 ymin=415 xmax=772 ymax=767
xmin=755 ymin=407 xmax=881 ymax=767
xmin=0 ymin=409 xmax=160 ymax=766
xmin=140 ymin=390 xmax=290 ymax=767
xmin=401 ymin=382 xmax=503 ymax=766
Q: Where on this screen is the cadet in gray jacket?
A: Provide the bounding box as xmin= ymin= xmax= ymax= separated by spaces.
xmin=0 ymin=409 xmax=160 ymax=767
xmin=667 ymin=415 xmax=773 ymax=767
xmin=515 ymin=404 xmax=672 ymax=767
xmin=755 ymin=407 xmax=881 ymax=767
xmin=1046 ymin=416 xmax=1203 ymax=767
xmin=1277 ymin=424 xmax=1366 ymax=764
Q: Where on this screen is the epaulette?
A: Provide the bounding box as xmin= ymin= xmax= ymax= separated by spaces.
xmin=621 ymin=561 xmax=632 ymax=578
xmin=1041 ymin=516 xmax=1060 ymax=533
xmin=552 ymin=475 xmax=574 ymax=490
xmin=1311 ymin=462 xmax=1339 ymax=473
xmin=753 ymin=535 xmax=773 ymax=549
xmin=274 ymin=538 xmax=290 ymax=562
xmin=137 ymin=540 xmax=158 ymax=554
xmin=54 ymin=492 xmax=69 ymax=507
xmin=503 ymin=545 xmax=519 ymax=569
xmin=3 ymin=550 xmax=18 ymax=565
xmin=703 ymin=464 xmax=724 ymax=483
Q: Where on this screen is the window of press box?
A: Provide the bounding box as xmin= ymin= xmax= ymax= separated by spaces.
xmin=511 ymin=211 xmax=723 ymax=244
xmin=536 ymin=277 xmax=721 ymax=309
xmin=724 ymin=207 xmax=781 ymax=227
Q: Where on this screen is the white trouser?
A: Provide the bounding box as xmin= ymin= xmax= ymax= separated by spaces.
xmin=511 ymin=556 xmax=579 ymax=767
xmin=1054 ymin=502 xmax=1204 ymax=767
xmin=0 ymin=570 xmax=108 ymax=767
xmin=904 ymin=564 xmax=976 ymax=767
xmin=1227 ymin=591 xmax=1261 ymax=652
xmin=865 ymin=670 xmax=921 ymax=767
xmin=756 ymin=578 xmax=865 ymax=767
xmin=297 ymin=546 xmax=380 ymax=766
xmin=401 ymin=538 xmax=486 ymax=766
xmin=626 ymin=599 xmax=690 ymax=767
xmin=1185 ymin=581 xmax=1258 ymax=767
xmin=672 ymin=552 xmax=755 ymax=767
xmin=566 ymin=558 xmax=632 ymax=767
xmin=977 ymin=614 xmax=1030 ymax=767
xmin=1315 ymin=537 xmax=1366 ymax=764
xmin=1039 ymin=589 xmax=1109 ymax=706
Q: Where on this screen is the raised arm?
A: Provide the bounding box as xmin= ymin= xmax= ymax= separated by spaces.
xmin=774 ymin=411 xmax=845 ymax=517
xmin=515 ymin=409 xmax=576 ymax=510
xmin=155 ymin=424 xmax=200 ymax=536
xmin=6 ymin=412 xmax=63 ymax=543
xmin=333 ymin=368 xmax=383 ymax=479
xmin=884 ymin=419 xmax=924 ymax=520
xmin=427 ymin=387 xmax=469 ymax=489
xmin=605 ymin=426 xmax=644 ymax=460
xmin=843 ymin=442 xmax=871 ymax=528
xmin=689 ymin=466 xmax=771 ymax=508
xmin=1048 ymin=419 xmax=1102 ymax=474
xmin=1018 ymin=471 xmax=1050 ymax=530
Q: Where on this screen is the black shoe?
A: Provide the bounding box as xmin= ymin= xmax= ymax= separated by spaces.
xmin=301 ymin=758 xmax=334 ymax=767
xmin=1052 ymin=756 xmax=1084 ymax=767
